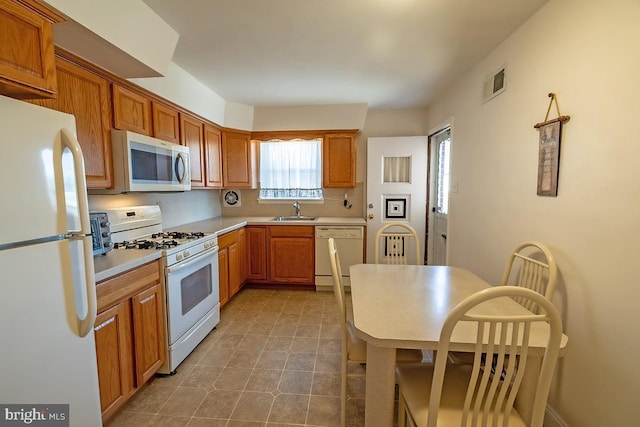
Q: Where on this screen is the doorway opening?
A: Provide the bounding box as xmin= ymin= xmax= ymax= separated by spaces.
xmin=426 ymin=127 xmax=451 ymax=265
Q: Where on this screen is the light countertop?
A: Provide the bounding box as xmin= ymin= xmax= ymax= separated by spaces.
xmin=93 ymin=216 xmax=366 ymax=282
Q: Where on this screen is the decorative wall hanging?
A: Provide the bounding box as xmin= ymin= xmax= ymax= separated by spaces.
xmin=534 ymin=93 xmax=570 ymax=197
xmin=383 ymin=195 xmax=408 ymax=219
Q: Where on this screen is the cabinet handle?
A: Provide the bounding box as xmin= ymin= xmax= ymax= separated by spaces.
xmin=139 ymin=294 xmax=156 ymax=305
xmin=95 ymin=317 xmax=115 ymax=331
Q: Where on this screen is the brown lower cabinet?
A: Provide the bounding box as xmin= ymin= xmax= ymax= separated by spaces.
xmin=94 ymin=260 xmax=165 ymax=422
xmin=244 ymin=225 xmax=315 ymax=287
xmin=218 ymin=228 xmax=247 ymax=307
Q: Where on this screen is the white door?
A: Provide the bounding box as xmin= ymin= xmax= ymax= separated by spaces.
xmin=366 ymin=136 xmax=428 ymax=264
xmin=427 ymin=128 xmax=451 ymax=265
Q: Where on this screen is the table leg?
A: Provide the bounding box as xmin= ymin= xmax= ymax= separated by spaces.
xmin=364 ymin=344 xmax=396 ymax=427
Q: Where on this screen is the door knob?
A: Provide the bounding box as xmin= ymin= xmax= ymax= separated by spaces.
xmin=368 ymin=214 xmax=374 ymax=220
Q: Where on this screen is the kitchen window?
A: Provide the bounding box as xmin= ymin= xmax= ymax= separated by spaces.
xmin=258 ymin=138 xmax=323 ymax=200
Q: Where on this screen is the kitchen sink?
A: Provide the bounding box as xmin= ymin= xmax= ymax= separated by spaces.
xmin=272 ymin=216 xmax=318 ymax=221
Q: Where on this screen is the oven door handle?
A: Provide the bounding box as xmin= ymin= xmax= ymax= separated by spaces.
xmin=166 ymin=245 xmax=218 ymax=274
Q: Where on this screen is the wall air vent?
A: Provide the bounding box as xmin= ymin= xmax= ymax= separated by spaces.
xmin=482 ymin=66 xmax=506 ymax=104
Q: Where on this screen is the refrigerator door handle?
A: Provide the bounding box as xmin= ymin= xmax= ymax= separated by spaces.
xmin=61 ymin=128 xmax=97 ymax=337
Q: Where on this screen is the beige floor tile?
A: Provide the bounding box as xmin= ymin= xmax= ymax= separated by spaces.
xmin=245 ymin=369 xmax=283 ymax=393
xmin=311 ymin=372 xmax=341 ymax=397
xmin=255 ymin=350 xmax=288 ymax=370
xmin=150 ymin=414 xmax=191 ymax=426
xmin=122 ymin=384 xmax=177 ymax=413
xmin=230 ymin=391 xmax=274 ymax=422
xmin=186 ymin=418 xmax=228 ymax=426
xmin=157 ymin=387 xmax=207 ymax=417
xmin=278 ymin=370 xmax=313 ymax=394
xmin=306 ymin=395 xmax=341 ymax=427
xmin=109 ymin=289 xmax=371 ymax=427
xmin=106 ymin=410 xmax=155 ymax=426
xmin=194 ymin=390 xmax=241 ymax=419
xmin=213 ymin=367 xmax=252 ymax=390
xmin=291 ymin=336 xmax=319 ymax=353
xmin=284 ymin=352 xmax=316 ymax=371
xmin=268 ymin=394 xmax=309 ymax=424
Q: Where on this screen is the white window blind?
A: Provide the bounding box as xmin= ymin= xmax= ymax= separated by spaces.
xmin=259 ymin=139 xmax=323 ymax=200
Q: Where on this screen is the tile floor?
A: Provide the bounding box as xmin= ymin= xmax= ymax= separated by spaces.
xmin=107 ymin=288 xmax=368 ymax=427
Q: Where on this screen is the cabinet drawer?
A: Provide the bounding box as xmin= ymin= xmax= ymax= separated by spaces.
xmin=96 ymin=261 xmax=160 ymax=312
xmin=269 ymin=225 xmax=314 ymax=238
xmin=218 ymin=229 xmax=238 ymax=248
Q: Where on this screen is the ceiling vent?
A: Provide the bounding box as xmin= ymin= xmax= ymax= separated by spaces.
xmin=482 ymin=66 xmax=506 ymax=104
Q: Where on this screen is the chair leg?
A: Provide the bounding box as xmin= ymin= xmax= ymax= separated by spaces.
xmin=341 ymin=356 xmax=348 ymax=427
xmin=397 ymin=389 xmax=407 ymax=427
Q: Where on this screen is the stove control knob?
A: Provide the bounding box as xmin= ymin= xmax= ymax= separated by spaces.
xmin=176 ymin=254 xmax=183 ymax=261
xmin=204 ymin=241 xmax=210 ymax=249
xmin=184 ymin=250 xmax=190 ymax=258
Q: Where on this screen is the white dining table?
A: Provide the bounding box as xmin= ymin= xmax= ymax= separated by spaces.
xmin=349 ymin=263 xmax=568 ymax=427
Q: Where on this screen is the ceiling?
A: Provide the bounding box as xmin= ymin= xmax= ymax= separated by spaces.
xmin=143 ymin=0 xmax=548 ymax=109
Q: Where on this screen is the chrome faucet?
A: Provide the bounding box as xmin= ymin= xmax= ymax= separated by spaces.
xmin=293 ymin=200 xmax=301 ymax=217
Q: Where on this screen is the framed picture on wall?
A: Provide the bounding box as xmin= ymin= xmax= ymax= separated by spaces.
xmin=537 ymin=121 xmax=562 ymax=196
xmin=384 ymin=197 xmax=407 ymax=219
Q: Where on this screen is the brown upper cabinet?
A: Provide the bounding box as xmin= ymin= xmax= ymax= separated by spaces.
xmin=204 ymin=124 xmax=223 ymax=188
xmin=112 ymin=84 xmax=152 ymax=136
xmin=0 ymin=0 xmax=62 ymax=99
xmin=152 ymin=102 xmax=180 ymax=144
xmin=323 ymin=132 xmax=356 ymax=188
xmin=29 ymin=52 xmax=113 ymax=189
xmin=180 ymin=113 xmax=205 ymax=188
xmin=222 ymin=129 xmax=257 ymax=189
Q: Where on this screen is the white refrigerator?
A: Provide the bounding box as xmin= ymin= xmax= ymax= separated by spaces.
xmin=0 ymin=95 xmax=102 ymax=426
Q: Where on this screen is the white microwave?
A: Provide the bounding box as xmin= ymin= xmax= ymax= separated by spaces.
xmin=93 ymin=130 xmax=190 ymax=193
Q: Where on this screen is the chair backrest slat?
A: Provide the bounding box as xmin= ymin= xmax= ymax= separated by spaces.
xmin=501 ymin=241 xmax=558 ymax=313
xmin=427 ymin=287 xmax=563 ymax=427
xmin=374 ymin=222 xmax=421 ymax=265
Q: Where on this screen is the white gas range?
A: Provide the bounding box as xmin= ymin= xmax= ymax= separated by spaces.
xmin=105 ymin=205 xmax=220 ymax=374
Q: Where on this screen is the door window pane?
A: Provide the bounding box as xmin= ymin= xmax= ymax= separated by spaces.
xmin=383 ymin=156 xmax=410 ymax=183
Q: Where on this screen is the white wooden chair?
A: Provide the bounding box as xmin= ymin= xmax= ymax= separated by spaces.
xmin=328 ymin=238 xmax=422 ymax=427
xmin=396 ymin=286 xmax=563 ymax=427
xmin=374 ymin=222 xmax=421 ymax=265
xmin=501 ymin=241 xmax=558 ymax=313
xmin=449 ymin=241 xmax=558 ymax=365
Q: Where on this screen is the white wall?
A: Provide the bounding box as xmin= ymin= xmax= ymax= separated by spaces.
xmin=88 ymin=190 xmax=221 ymax=229
xmin=426 ymin=0 xmax=640 ymax=425
xmin=253 ymin=103 xmax=368 ymax=131
xmin=130 ymin=62 xmax=229 ymax=126
xmin=46 ymin=0 xmax=178 ymax=76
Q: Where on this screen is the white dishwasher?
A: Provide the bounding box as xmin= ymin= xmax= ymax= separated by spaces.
xmin=315 ymin=226 xmax=364 ymax=291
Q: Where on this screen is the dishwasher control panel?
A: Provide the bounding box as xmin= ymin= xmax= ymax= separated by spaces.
xmin=315 ymin=227 xmax=363 ymax=239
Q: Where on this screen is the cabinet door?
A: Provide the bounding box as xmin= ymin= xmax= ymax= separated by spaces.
xmin=268 ymin=226 xmax=315 ymax=284
xmin=222 ymin=130 xmax=256 ymax=188
xmin=237 ymin=227 xmax=247 ymax=285
xmin=152 ymin=102 xmax=180 ymax=144
xmin=218 ymin=246 xmax=230 ymax=307
xmin=180 ymin=113 xmax=205 ymax=188
xmin=30 ymin=55 xmax=113 ymax=189
xmin=0 ymin=0 xmax=59 ymax=99
xmin=228 ymin=242 xmax=240 ymax=297
xmin=323 ymin=132 xmax=356 ymax=188
xmin=131 ymin=284 xmax=165 ymax=386
xmin=246 ymin=226 xmax=267 ymax=281
xmin=204 ymin=124 xmax=223 ymax=188
xmin=112 ymin=84 xmax=152 ymax=135
xmin=94 ymin=302 xmax=132 ymax=420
